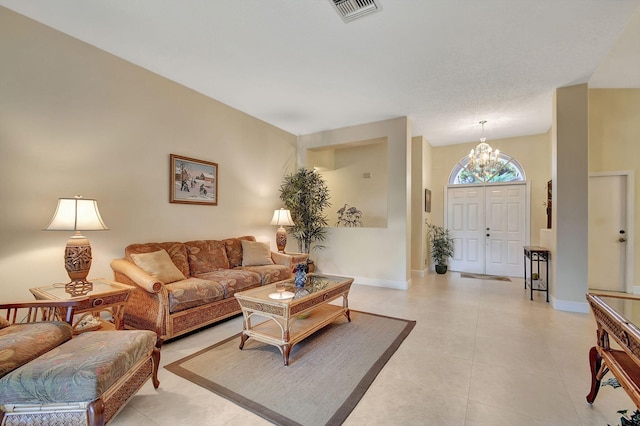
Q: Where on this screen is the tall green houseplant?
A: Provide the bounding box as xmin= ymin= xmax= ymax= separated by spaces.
xmin=279 ymin=168 xmax=331 ymax=254
xmin=427 ymin=222 xmax=455 ymax=274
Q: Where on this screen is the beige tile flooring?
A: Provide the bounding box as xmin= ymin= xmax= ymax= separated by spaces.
xmin=111 ymin=272 xmax=633 ymax=425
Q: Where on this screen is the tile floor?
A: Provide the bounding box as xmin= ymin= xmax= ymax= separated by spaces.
xmin=111 ymin=272 xmax=633 ymax=425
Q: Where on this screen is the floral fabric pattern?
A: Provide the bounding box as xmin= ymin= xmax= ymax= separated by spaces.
xmin=0 ymin=322 xmax=73 ymax=379
xmin=194 ymin=269 xmax=261 ymax=298
xmin=237 ymin=264 xmax=291 ymax=285
xmin=0 ymin=330 xmax=156 ymax=404
xmin=223 ymin=236 xmax=255 ymax=268
xmin=166 ymin=277 xmax=226 ymax=313
xmin=125 ymin=242 xmax=190 ymax=278
xmin=185 ymin=240 xmax=230 ymax=274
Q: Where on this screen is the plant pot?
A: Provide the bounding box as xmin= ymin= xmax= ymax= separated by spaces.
xmin=435 ymin=264 xmax=448 ymax=274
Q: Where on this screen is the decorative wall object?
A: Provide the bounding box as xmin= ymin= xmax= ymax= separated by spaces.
xmin=336 ymin=204 xmax=363 ymax=227
xmin=425 ymin=189 xmax=431 ymax=213
xmin=170 ymin=154 xmax=218 ymax=205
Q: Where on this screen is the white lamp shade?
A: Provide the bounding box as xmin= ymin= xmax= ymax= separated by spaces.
xmin=270 ymin=208 xmax=295 ymax=226
xmin=44 ymin=197 xmax=109 ymax=231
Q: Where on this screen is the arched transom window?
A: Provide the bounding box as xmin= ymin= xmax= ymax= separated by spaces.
xmin=449 ymin=152 xmax=526 ymax=184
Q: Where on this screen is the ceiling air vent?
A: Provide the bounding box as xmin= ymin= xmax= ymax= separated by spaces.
xmin=330 ymin=0 xmax=381 ymax=23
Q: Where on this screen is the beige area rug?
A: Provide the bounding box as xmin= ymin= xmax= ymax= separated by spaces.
xmin=460 ymin=272 xmax=512 ymax=282
xmin=165 ymin=311 xmax=415 ymax=426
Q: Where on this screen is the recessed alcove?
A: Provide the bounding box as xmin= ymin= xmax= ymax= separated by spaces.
xmin=306 ymin=137 xmax=388 ymax=228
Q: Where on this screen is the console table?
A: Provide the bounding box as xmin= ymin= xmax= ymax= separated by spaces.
xmin=586 ymin=293 xmax=640 ymax=408
xmin=523 ymin=246 xmax=549 ymax=302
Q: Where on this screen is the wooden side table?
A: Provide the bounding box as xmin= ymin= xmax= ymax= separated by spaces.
xmin=30 ymin=279 xmax=133 ymax=333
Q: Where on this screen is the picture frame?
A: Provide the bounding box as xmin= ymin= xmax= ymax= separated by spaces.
xmin=425 ymin=189 xmax=431 ymax=213
xmin=170 ymin=154 xmax=218 ymax=205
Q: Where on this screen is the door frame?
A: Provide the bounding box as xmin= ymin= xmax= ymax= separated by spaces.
xmin=444 ymin=181 xmax=531 ymax=275
xmin=589 ymin=171 xmax=635 ymax=294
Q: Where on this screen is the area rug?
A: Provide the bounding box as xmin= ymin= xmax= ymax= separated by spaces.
xmin=460 ymin=272 xmax=512 ymax=282
xmin=165 ymin=310 xmax=415 ymax=426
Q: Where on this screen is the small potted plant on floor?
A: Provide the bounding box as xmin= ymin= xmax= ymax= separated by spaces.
xmin=427 ymin=222 xmax=455 ymax=274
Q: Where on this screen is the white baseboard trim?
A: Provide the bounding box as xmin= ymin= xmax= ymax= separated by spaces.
xmin=551 ymin=296 xmax=589 ymax=313
xmin=411 ymin=268 xmax=427 ymax=277
xmin=633 ymin=286 xmax=640 ymax=295
xmin=323 ymin=273 xmax=409 ymax=290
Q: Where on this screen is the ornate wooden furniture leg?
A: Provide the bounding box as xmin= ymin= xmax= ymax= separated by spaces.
xmin=587 ymin=346 xmax=603 ymax=403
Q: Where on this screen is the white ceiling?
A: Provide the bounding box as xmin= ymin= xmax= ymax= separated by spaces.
xmin=1 ymin=0 xmax=639 ymax=146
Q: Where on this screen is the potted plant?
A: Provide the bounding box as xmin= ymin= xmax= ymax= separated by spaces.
xmin=427 ymin=222 xmax=455 ymax=274
xmin=279 ymin=167 xmax=331 ymax=256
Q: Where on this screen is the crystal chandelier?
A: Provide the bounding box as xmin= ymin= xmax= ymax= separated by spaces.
xmin=466 ymin=120 xmax=501 ymax=181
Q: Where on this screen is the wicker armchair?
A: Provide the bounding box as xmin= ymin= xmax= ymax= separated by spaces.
xmin=0 ymin=299 xmax=160 ymax=426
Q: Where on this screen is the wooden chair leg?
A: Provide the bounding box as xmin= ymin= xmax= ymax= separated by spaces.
xmin=151 ymin=347 xmax=161 ymax=389
xmin=87 ymin=398 xmax=106 ymax=426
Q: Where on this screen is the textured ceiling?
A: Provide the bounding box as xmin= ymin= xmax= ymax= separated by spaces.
xmin=1 ymin=0 xmax=639 ymax=146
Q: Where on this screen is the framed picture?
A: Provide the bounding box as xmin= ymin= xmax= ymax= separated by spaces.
xmin=424 ymin=189 xmax=431 ymax=213
xmin=170 ymin=154 xmax=218 ymax=205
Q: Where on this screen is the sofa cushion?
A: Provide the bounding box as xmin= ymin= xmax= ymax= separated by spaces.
xmin=241 ymin=240 xmax=274 ymax=267
xmin=165 ymin=278 xmax=226 ymax=313
xmin=0 ymin=330 xmax=156 ymax=404
xmin=236 ymin=264 xmax=292 ymax=285
xmin=223 ymin=236 xmax=256 ymax=268
xmin=194 ymin=269 xmax=261 ymax=298
xmin=125 ymin=242 xmax=190 ymax=278
xmin=185 ymin=240 xmax=230 ymax=274
xmin=130 ymin=249 xmax=187 ymax=284
xmin=0 ymin=322 xmax=73 ymax=379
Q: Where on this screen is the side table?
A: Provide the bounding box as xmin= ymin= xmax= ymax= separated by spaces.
xmin=30 ymin=278 xmax=133 ymax=333
xmin=523 ymin=246 xmax=549 ymax=302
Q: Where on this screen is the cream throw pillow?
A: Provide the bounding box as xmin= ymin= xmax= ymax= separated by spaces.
xmin=241 ymin=240 xmax=274 ymax=267
xmin=131 ymin=249 xmax=186 ymax=283
xmin=0 ymin=315 xmax=9 ymax=329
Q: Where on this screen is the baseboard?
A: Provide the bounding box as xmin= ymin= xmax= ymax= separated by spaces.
xmin=411 ymin=268 xmax=427 ymax=278
xmin=322 ymin=273 xmax=410 ymax=290
xmin=551 ymin=296 xmax=589 ymax=313
xmin=634 ymin=286 xmax=640 ymax=295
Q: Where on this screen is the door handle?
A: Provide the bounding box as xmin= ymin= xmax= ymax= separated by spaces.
xmin=486 ymin=234 xmax=490 ymax=237
xmin=619 ymin=237 xmax=627 ymax=243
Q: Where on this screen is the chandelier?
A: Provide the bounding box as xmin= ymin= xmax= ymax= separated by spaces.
xmin=465 ymin=120 xmax=501 ymax=181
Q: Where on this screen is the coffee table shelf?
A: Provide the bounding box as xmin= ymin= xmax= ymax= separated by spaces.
xmin=234 ymin=274 xmax=353 ymax=366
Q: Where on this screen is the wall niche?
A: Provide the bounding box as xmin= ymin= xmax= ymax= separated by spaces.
xmin=306 ymin=137 xmax=388 ymax=228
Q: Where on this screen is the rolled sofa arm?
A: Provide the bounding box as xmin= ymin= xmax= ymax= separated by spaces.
xmin=110 ymin=259 xmax=163 ymax=293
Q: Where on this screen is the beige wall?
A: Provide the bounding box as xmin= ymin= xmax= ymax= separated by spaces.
xmin=298 ymin=118 xmax=411 ymax=289
xmin=589 ymin=89 xmax=640 ymax=286
xmin=431 ymin=132 xmax=552 ymax=245
xmin=311 ymin=139 xmax=388 ymax=228
xmin=552 ymin=84 xmax=589 ymax=309
xmin=0 ymin=8 xmax=297 ymax=301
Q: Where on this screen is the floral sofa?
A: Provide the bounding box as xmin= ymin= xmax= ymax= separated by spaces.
xmin=110 ymin=236 xmax=294 ymax=346
xmin=0 ymin=300 xmax=160 ymax=426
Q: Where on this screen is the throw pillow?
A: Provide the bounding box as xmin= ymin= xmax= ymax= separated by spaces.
xmin=131 ymin=249 xmax=187 ymax=283
xmin=0 ymin=316 xmax=9 ymax=329
xmin=241 ymin=240 xmax=274 ymax=267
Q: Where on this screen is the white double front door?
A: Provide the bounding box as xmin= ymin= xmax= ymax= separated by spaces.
xmin=446 ymin=183 xmax=527 ymax=277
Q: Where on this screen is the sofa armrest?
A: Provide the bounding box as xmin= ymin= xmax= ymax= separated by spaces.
xmin=271 ymin=251 xmax=292 ymax=267
xmin=110 ymin=259 xmax=163 ymax=293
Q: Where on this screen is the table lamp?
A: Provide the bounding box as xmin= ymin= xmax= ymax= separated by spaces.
xmin=270 ymin=208 xmax=295 ymax=253
xmin=44 ymin=195 xmax=109 ymax=295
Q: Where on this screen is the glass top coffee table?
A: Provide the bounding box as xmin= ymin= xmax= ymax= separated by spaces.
xmin=234 ymin=274 xmax=353 ymax=366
